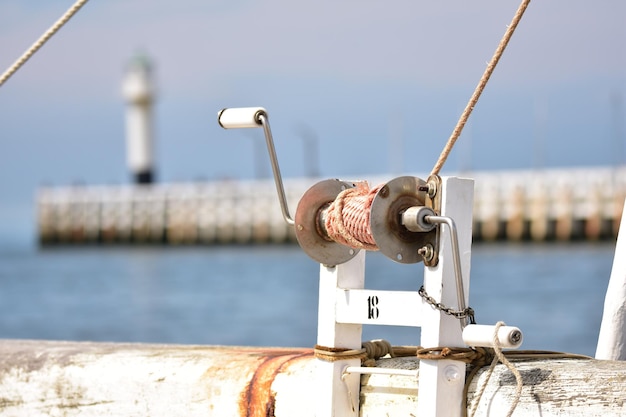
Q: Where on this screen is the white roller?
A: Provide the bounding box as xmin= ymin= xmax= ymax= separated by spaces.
xmin=462 ymin=324 xmax=523 ymax=349
xmin=217 ymin=107 xmax=266 ymax=129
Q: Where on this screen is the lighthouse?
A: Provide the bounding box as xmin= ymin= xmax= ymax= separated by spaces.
xmin=122 ymin=54 xmax=156 ymax=184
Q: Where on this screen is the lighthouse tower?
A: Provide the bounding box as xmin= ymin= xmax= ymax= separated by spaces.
xmin=122 ymin=54 xmax=156 ymax=184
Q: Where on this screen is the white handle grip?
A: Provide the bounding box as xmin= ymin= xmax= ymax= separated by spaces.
xmin=217 ymin=107 xmax=267 ymax=129
xmin=462 ymin=324 xmax=523 ymax=349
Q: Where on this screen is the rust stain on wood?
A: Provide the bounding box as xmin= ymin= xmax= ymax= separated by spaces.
xmin=239 ymin=348 xmax=313 ymax=417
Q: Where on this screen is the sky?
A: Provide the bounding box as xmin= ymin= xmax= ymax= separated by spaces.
xmin=0 ymin=0 xmax=625 ymax=243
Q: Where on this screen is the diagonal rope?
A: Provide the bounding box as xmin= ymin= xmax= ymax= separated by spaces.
xmin=0 ymin=0 xmax=90 ymax=88
xmin=430 ymin=0 xmax=532 ymax=177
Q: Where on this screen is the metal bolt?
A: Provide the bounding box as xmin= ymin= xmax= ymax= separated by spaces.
xmin=418 ymin=182 xmax=437 ymax=198
xmin=418 ymin=244 xmax=434 ymax=262
xmin=444 ymin=365 xmax=462 ymax=384
xmin=426 ymin=182 xmax=437 ymax=198
xmin=509 ymin=330 xmax=522 ymax=345
xmin=379 ymin=185 xmax=389 ymax=198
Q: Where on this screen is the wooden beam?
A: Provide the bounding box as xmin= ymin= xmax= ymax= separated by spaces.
xmin=0 ymin=340 xmax=625 ymax=416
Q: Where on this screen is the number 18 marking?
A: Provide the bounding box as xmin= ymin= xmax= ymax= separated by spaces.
xmin=367 ymin=295 xmax=379 ymax=319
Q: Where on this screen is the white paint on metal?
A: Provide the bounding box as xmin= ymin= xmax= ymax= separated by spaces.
xmin=418 ymin=176 xmax=474 ymax=417
xmin=463 ymin=324 xmax=523 ymax=349
xmin=344 ymin=366 xmax=419 ymax=378
xmin=334 ymin=289 xmax=422 ymax=327
xmin=217 ymin=107 xmax=265 ymax=129
xmin=316 ymin=251 xmax=365 ymax=417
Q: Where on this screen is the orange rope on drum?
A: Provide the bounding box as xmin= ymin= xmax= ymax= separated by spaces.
xmin=324 ymin=182 xmax=382 ymax=251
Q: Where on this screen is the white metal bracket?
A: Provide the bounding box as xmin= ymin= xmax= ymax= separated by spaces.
xmin=315 ymin=176 xmax=475 ymax=417
xmin=417 ymin=176 xmax=474 ymax=417
xmin=217 ymin=109 xmax=522 ymax=417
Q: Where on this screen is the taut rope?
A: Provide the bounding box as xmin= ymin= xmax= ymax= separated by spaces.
xmin=0 ymin=0 xmax=90 ymax=87
xmin=430 ymin=0 xmax=532 ymax=177
xmin=318 ymin=0 xmax=533 ymax=248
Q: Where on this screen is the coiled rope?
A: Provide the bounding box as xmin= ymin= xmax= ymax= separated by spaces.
xmin=430 ymin=0 xmax=531 ymax=177
xmin=324 ymin=182 xmax=381 ymax=251
xmin=0 ymin=0 xmax=90 ymax=88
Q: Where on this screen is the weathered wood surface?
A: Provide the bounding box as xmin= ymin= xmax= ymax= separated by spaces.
xmin=467 ymin=358 xmax=626 ymax=416
xmin=362 ymin=356 xmax=626 ymax=416
xmin=0 ymin=339 xmax=625 ymax=416
xmin=0 ymin=340 xmax=316 ymax=417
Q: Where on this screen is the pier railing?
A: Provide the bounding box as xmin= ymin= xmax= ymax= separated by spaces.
xmin=37 ymin=166 xmax=625 ymax=245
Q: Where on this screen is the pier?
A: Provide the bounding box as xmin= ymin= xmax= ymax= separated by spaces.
xmin=37 ymin=166 xmax=626 ymax=245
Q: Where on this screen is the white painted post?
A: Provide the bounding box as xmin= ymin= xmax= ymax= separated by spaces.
xmin=418 ymin=176 xmax=474 ymax=417
xmin=596 ymin=198 xmax=626 ymax=360
xmin=316 ymin=251 xmax=365 ymax=417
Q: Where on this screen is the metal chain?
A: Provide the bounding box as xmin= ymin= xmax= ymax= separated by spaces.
xmin=419 ymin=285 xmax=476 ymax=324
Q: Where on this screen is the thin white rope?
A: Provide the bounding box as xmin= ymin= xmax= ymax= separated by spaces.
xmin=468 ymin=321 xmax=523 ymax=417
xmin=494 ymin=322 xmax=524 ymax=417
xmin=468 ymin=346 xmax=499 ymax=417
xmin=0 ymin=0 xmax=90 ymax=87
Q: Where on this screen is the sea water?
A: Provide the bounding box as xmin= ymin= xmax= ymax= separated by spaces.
xmin=0 ymin=241 xmax=616 ymax=357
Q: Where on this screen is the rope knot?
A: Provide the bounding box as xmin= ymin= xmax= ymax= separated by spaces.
xmin=362 ymin=339 xmax=394 ymax=361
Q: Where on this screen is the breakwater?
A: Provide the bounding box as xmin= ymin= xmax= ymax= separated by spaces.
xmin=37 ymin=166 xmax=625 ymax=245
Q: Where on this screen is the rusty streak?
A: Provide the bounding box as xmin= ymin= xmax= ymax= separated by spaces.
xmin=239 ymin=348 xmax=313 ymax=417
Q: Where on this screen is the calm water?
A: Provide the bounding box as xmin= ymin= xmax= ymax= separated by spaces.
xmin=0 ymin=241 xmax=616 ymax=357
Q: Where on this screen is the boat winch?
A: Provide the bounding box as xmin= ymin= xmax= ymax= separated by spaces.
xmin=217 ymin=106 xmax=524 ymax=417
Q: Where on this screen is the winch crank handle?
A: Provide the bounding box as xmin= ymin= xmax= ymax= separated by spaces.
xmin=217 ymin=107 xmax=294 ymax=225
xmin=424 ymin=215 xmax=469 ymax=329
